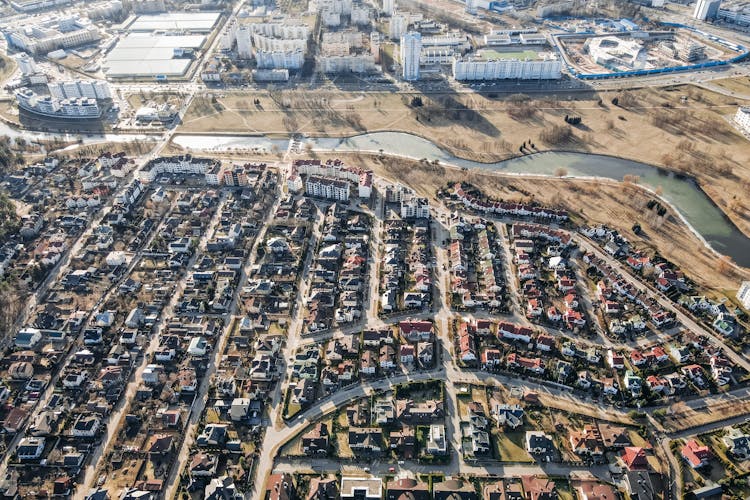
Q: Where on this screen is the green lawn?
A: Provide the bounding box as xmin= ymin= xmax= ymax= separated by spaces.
xmin=480 ymin=49 xmax=539 ymax=61
xmin=493 ymin=431 xmax=533 ymax=462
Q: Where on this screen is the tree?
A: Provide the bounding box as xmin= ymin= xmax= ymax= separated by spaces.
xmin=539 ymin=125 xmax=572 ymax=145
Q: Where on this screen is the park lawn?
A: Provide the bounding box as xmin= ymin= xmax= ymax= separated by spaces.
xmin=180 ymin=84 xmax=750 ymax=255
xmin=286 ymin=401 xmax=302 ymax=419
xmin=493 ymin=430 xmax=532 ymax=462
xmin=710 ymin=76 xmax=750 ymax=95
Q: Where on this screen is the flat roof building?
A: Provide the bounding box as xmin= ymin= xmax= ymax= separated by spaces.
xmin=104 ymin=33 xmax=206 ymax=78
xmin=126 ymin=12 xmax=221 ymax=32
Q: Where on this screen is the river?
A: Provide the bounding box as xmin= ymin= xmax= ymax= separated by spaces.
xmin=172 ymin=131 xmax=750 ymax=267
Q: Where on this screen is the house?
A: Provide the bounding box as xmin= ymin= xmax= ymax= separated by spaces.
xmin=507 ymin=353 xmax=545 ymax=375
xmin=621 ymin=447 xmax=648 ymax=470
xmin=3 ymin=407 xmax=29 ymax=433
xmin=302 ymin=423 xmax=329 ymax=455
xmin=373 ymin=399 xmax=394 ymax=425
xmin=396 ymin=399 xmax=444 ymax=422
xmin=599 ymin=423 xmax=631 ymax=449
xmin=458 ymin=321 xmax=477 ymax=364
xmin=147 ymin=434 xmax=174 ymax=456
xmin=348 ymin=427 xmax=383 ymax=454
xmin=651 ymin=346 xmax=669 ymax=363
xmin=17 ymin=437 xmax=45 ymax=460
xmin=379 ymin=344 xmax=397 ymax=370
xmin=671 ymin=345 xmax=691 ymax=364
xmin=569 ymin=425 xmax=605 ymax=457
xmin=197 ymin=424 xmax=228 ymax=447
xmin=399 ymin=320 xmax=433 ymax=342
xmin=265 ymin=473 xmax=296 ymax=500
xmin=417 ymin=342 xmax=433 ymax=368
xmin=601 ymin=377 xmax=618 ymax=396
xmin=433 ymin=479 xmax=478 ymax=500
xmin=723 ymin=427 xmax=750 ymax=460
xmin=360 ymin=350 xmax=377 ymax=375
xmin=399 ymin=344 xmax=415 ymax=365
xmin=576 ymin=481 xmax=618 ymax=500
xmin=229 ymin=398 xmax=250 ymax=422
xmin=389 ymin=426 xmax=416 ymax=459
xmin=72 ymin=414 xmax=101 ymax=438
xmin=646 ymin=375 xmax=668 ymax=394
xmin=340 ymin=477 xmax=382 ymax=500
xmin=178 ymin=367 xmax=197 ymax=392
xmin=386 ymin=478 xmax=430 ymax=500
xmin=624 ymin=471 xmax=658 ymax=500
xmin=681 ymin=364 xmax=706 ymax=387
xmin=205 ymin=476 xmax=243 ymax=500
xmin=577 ymin=370 xmax=592 ymax=389
xmin=498 ymin=322 xmax=533 ymax=343
xmin=682 ymin=439 xmax=711 ymax=469
xmin=493 ymin=404 xmax=524 ymax=429
xmin=307 ymin=476 xmax=338 ymax=500
xmin=482 ymin=348 xmax=502 ymax=368
xmin=624 ymin=371 xmax=642 ymax=397
xmin=292 ymin=379 xmax=316 ymax=406
xmin=483 ymin=481 xmax=524 ymax=500
xmin=14 ymin=327 xmax=42 ymax=349
xmin=536 ymin=334 xmax=555 ymax=352
xmin=520 ymin=476 xmax=557 ymax=500
xmin=526 ymin=431 xmax=554 ymax=454
xmin=9 ymin=362 xmax=34 ymax=380
xmin=608 ymin=350 xmax=625 ymax=370
xmin=426 ymin=424 xmax=447 ymax=455
xmin=189 ymin=453 xmax=219 ymax=477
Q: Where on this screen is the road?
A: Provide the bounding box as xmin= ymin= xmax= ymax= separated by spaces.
xmin=272 ymin=456 xmax=612 ymax=482
xmin=245 ymin=185 xmax=750 ymax=500
xmin=0 ymin=141 xmax=168 ymax=483
xmin=577 ymin=238 xmax=750 ymax=374
xmin=161 ymin=177 xmax=282 ymax=500
xmin=75 ymin=192 xmax=226 ymax=498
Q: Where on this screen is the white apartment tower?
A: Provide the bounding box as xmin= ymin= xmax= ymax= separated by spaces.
xmin=389 ymin=13 xmax=408 ymax=40
xmin=738 ymin=281 xmax=750 ymax=310
xmin=236 ymin=27 xmax=253 ymax=59
xmin=693 ymin=0 xmax=721 ymax=20
xmin=400 ymin=31 xmax=421 ymax=81
xmin=383 ymin=0 xmax=394 ymax=15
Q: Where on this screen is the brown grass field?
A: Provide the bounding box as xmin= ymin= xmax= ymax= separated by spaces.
xmin=181 ymin=83 xmax=750 ymax=245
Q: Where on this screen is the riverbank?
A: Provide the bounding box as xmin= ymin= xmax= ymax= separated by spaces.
xmin=320 ymin=150 xmax=748 ymax=290
xmin=180 ymin=84 xmax=750 ymax=237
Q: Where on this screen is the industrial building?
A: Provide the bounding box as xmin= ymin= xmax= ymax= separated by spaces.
xmin=125 ymin=12 xmax=221 ymax=33
xmin=104 ymin=33 xmax=206 ymax=78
